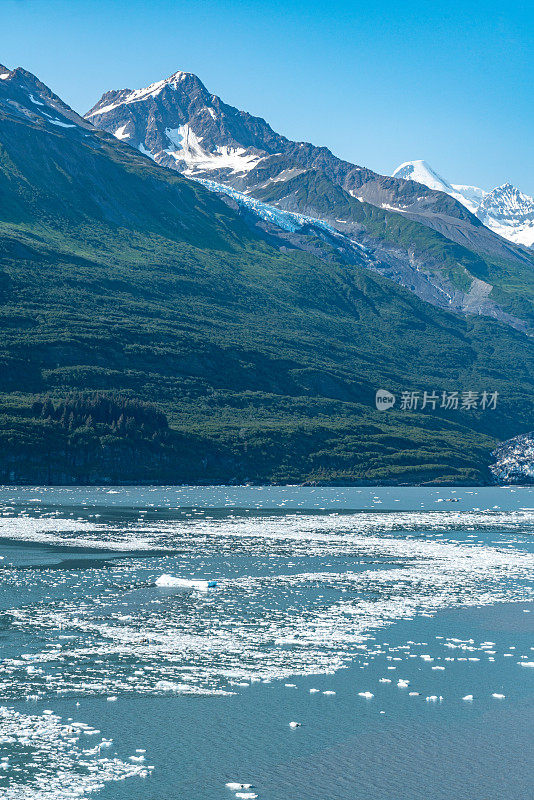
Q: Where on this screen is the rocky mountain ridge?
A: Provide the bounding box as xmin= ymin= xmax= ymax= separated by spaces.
xmin=86 ymin=71 xmax=527 ymax=260
xmin=84 ymin=69 xmax=534 ymax=330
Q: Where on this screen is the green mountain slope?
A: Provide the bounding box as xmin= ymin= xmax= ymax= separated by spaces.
xmin=255 ymin=169 xmax=534 ymax=327
xmin=0 ymin=71 xmax=533 ymax=485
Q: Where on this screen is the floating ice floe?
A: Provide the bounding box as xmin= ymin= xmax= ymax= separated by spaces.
xmin=322 ymin=690 xmax=336 ymax=695
xmin=358 ymin=691 xmax=374 ymax=699
xmin=226 ymin=783 xmax=252 ymax=791
xmin=462 ymin=694 xmax=474 ymax=701
xmin=0 ymin=706 xmax=150 ymax=798
xmin=155 ymin=574 xmax=217 ymax=589
xmin=492 ymin=693 xmax=505 ymax=699
xmin=289 ymin=721 xmax=301 ymax=728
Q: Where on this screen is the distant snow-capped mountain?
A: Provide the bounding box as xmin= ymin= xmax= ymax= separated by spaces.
xmin=82 ymin=71 xmax=534 ymax=330
xmin=85 ymin=74 xmax=500 ymax=235
xmin=393 ymin=160 xmax=534 ymax=248
xmin=392 ymin=160 xmax=482 ymax=213
xmin=476 ymin=183 xmax=534 ymax=249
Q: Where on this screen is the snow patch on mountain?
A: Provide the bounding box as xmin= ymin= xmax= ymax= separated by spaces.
xmin=267 ymin=167 xmax=307 ymax=183
xmin=46 ymin=117 xmax=77 ymax=128
xmin=28 ymin=93 xmax=45 ymax=107
xmin=161 ymin=123 xmax=263 ymax=174
xmin=138 ymin=143 xmax=155 ymax=160
xmin=165 ymin=127 xmax=183 ymax=149
xmin=115 ymin=124 xmax=130 ymax=140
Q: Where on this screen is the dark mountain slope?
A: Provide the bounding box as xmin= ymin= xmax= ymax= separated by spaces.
xmin=0 ymin=67 xmax=532 ymax=485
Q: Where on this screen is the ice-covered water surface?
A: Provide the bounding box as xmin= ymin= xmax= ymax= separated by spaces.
xmin=0 ymin=707 xmax=151 ymax=799
xmin=0 ymin=486 xmax=533 ymax=799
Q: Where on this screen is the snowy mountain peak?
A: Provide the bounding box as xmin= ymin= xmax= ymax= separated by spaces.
xmin=488 ymin=182 xmax=527 ymax=204
xmin=86 ymin=70 xmax=209 ymax=119
xmin=164 ymin=70 xmax=207 ymax=88
xmin=476 ymin=183 xmax=534 ymax=247
xmin=393 ymin=160 xmax=534 ymax=248
xmin=393 ymin=160 xmax=483 ymax=213
xmin=84 ymin=70 xmax=282 ymax=178
xmin=393 ymin=160 xmax=454 ymax=194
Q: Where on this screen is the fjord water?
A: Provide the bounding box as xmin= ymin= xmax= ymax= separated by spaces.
xmin=0 ymin=486 xmax=533 ymax=800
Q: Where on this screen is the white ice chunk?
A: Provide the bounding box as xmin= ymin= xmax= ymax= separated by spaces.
xmin=155 ymin=574 xmax=217 ymax=590
xmin=226 ymin=783 xmax=252 ymax=791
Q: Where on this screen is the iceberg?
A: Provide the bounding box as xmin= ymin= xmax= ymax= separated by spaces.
xmin=155 ymin=574 xmax=217 ymax=590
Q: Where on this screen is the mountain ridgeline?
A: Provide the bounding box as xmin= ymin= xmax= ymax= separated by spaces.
xmin=86 ymin=70 xmax=534 ymax=331
xmin=0 ymin=64 xmax=532 ymax=485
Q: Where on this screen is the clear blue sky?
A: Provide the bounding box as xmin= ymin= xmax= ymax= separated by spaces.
xmin=3 ymin=0 xmax=533 ymax=193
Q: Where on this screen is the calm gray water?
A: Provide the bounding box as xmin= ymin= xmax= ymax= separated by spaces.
xmin=0 ymin=485 xmax=532 ymax=799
